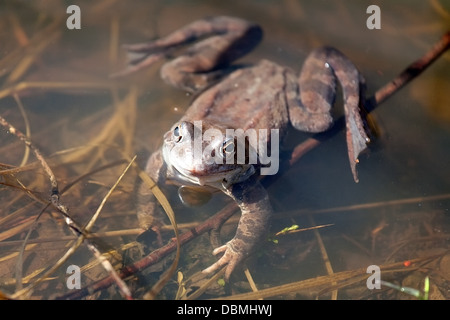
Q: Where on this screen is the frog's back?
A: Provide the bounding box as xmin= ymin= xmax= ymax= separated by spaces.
xmin=182 ymin=60 xmax=290 ymax=134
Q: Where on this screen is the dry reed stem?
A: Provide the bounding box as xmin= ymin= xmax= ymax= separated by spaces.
xmin=11 ymin=94 xmax=31 ymax=167
xmin=215 ymin=253 xmax=445 ymax=300
xmin=308 ymin=214 xmax=338 ymax=300
xmin=0 ymin=19 xmax=62 ymax=80
xmin=0 ymin=113 xmax=135 ymax=299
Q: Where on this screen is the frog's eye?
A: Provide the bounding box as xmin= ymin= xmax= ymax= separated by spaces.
xmin=221 ymin=138 xmax=235 ymax=154
xmin=173 ymin=124 xmax=183 ymax=143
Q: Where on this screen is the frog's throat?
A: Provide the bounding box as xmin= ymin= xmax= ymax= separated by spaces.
xmin=163 ymin=150 xmax=252 ymax=189
xmin=169 ymin=160 xmax=254 ymax=189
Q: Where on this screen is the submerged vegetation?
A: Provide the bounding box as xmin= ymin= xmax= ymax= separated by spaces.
xmin=0 ymin=0 xmax=449 ymax=299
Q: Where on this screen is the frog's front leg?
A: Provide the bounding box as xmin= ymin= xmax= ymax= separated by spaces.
xmin=114 ymin=16 xmax=262 ymax=93
xmin=287 ymin=47 xmax=370 ymax=181
xmin=136 ymin=150 xmax=168 ymax=242
xmin=202 ymin=176 xmax=272 ymax=280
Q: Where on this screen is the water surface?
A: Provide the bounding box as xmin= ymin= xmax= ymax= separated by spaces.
xmin=0 ymin=0 xmax=448 ymax=299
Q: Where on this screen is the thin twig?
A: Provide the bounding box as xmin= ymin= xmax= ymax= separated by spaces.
xmin=369 ymin=31 xmax=450 ymax=110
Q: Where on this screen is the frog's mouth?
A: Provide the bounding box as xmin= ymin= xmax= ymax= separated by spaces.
xmin=163 ymin=143 xmax=253 ymax=188
xmin=170 ymin=160 xmax=253 ymax=188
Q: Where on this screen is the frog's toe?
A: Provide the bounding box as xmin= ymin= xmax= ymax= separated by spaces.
xmin=202 ymin=244 xmax=243 ymax=280
xmin=211 ymin=244 xmax=228 ymax=256
xmin=202 ymin=245 xmax=228 ymax=275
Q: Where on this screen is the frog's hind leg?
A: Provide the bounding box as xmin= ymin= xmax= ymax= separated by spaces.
xmin=114 ymin=16 xmax=262 ymax=93
xmin=287 ymin=48 xmax=337 ymax=133
xmin=159 ymin=17 xmax=262 ymax=92
xmin=289 ymin=47 xmax=370 ymax=182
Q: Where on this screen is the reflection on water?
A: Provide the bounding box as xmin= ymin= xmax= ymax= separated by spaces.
xmin=0 ymin=0 xmax=448 ymax=299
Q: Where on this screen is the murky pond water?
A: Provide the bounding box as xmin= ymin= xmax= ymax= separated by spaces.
xmin=0 ymin=0 xmax=449 ymax=300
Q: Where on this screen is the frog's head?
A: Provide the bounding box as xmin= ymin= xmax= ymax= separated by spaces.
xmin=162 ymin=120 xmax=255 ymax=189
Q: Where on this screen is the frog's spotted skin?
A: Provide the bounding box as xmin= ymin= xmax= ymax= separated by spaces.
xmin=122 ymin=16 xmax=369 ymax=280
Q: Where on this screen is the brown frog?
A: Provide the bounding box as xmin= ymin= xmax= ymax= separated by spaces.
xmin=118 ymin=16 xmax=370 ymax=280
